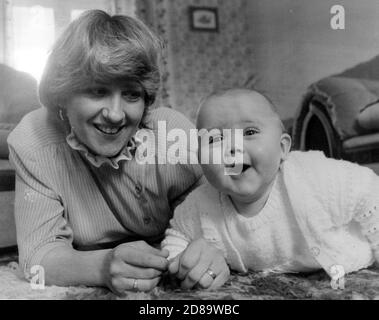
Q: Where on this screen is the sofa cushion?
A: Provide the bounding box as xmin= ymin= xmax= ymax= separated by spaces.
xmin=0 ymin=190 xmax=16 ymax=248
xmin=358 ymin=78 xmax=379 ymax=97
xmin=310 ymin=76 xmax=379 ymax=139
xmin=0 ymin=159 xmax=14 ymax=192
xmin=0 ymin=158 xmax=15 ymax=248
xmin=0 ymin=124 xmax=15 ymax=158
xmin=343 ymin=131 xmax=379 ymax=151
xmin=356 ymin=102 xmax=379 ymax=131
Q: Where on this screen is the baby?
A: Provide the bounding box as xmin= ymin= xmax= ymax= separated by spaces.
xmin=161 ymin=88 xmax=379 ymax=289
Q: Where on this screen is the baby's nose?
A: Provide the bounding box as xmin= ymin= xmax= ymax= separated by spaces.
xmin=224 ymin=144 xmax=243 ymax=156
xmin=224 ymin=146 xmax=244 ymax=175
xmin=224 ymin=145 xmax=243 ymax=164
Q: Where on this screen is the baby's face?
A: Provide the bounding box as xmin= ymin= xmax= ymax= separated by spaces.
xmin=197 ymin=90 xmax=291 ymax=204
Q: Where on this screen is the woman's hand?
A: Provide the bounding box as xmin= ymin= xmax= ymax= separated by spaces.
xmin=104 ymin=241 xmax=169 ymax=295
xmin=168 ymin=238 xmax=230 ymax=290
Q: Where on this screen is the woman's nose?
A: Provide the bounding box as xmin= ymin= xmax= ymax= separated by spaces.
xmin=103 ymin=93 xmax=125 ymax=123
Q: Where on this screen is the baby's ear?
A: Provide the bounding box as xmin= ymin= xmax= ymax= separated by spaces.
xmin=280 ymin=133 xmax=292 ymax=161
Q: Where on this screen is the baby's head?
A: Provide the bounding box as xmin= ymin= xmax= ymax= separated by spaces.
xmin=196 ymin=88 xmax=291 ymax=208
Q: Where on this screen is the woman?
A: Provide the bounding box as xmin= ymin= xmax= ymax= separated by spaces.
xmin=7 ymin=10 xmax=228 ymax=295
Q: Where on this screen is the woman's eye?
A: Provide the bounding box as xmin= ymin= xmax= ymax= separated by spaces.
xmin=122 ymin=91 xmax=142 ymax=102
xmin=89 ymin=88 xmax=107 ymax=97
xmin=244 ymin=128 xmax=259 ymax=136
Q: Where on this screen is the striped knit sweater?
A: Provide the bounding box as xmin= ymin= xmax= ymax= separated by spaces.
xmin=7 ymin=106 xmax=203 ymax=275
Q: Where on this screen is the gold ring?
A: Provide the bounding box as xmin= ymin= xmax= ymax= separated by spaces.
xmin=132 ymin=279 xmax=138 ymax=291
xmin=206 ymin=268 xmax=217 ymax=280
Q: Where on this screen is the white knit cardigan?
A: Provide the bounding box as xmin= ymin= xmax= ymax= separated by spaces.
xmin=162 ymin=151 xmax=379 ymax=277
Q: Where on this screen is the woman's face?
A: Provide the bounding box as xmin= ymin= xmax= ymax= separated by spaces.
xmin=65 ymin=83 xmax=146 ymax=157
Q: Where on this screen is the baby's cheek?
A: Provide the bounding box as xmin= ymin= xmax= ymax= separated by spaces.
xmin=201 ymin=164 xmax=224 ymax=185
xmin=199 ymin=143 xmax=224 ymax=165
xmin=255 ymin=145 xmax=281 ymax=167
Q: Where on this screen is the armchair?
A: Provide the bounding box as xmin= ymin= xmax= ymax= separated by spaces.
xmin=0 ymin=64 xmax=40 ymax=250
xmin=292 ymin=54 xmax=379 ymax=168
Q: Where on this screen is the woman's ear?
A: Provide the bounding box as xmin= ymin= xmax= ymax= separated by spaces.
xmin=280 ymin=133 xmax=292 ymax=161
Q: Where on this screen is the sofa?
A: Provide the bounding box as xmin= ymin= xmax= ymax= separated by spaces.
xmin=0 ymin=64 xmax=40 ymax=250
xmin=292 ymin=54 xmax=379 ymax=170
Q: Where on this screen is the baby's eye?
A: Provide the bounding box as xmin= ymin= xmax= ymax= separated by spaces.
xmin=244 ymin=128 xmax=259 ymax=136
xmin=209 ymin=135 xmax=223 ymax=144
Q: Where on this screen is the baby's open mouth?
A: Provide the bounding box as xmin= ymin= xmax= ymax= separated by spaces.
xmin=242 ymin=163 xmax=251 ymax=172
xmin=225 ymin=163 xmax=251 ymax=174
xmin=94 ymin=124 xmax=125 ymax=135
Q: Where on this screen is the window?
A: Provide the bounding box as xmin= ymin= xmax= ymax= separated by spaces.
xmin=2 ymin=0 xmax=135 ymax=81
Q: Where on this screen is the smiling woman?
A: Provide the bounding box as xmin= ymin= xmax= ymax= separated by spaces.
xmin=37 ymin=8 xmax=161 ymax=161
xmin=5 ymin=10 xmax=217 ymax=295
xmin=64 ymin=84 xmax=146 ymax=157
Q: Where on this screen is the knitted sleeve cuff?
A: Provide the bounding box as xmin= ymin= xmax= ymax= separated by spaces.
xmin=354 ymin=200 xmax=379 ymax=252
xmin=161 ymin=228 xmax=190 ymax=260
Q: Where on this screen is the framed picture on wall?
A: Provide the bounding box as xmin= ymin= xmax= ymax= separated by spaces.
xmin=189 ymin=6 xmax=219 ymax=32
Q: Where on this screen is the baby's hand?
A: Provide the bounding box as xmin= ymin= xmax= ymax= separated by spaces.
xmin=168 ymin=238 xmax=230 ymax=290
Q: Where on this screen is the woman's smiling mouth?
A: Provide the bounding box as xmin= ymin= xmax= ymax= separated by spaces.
xmin=94 ymin=124 xmax=125 ymax=135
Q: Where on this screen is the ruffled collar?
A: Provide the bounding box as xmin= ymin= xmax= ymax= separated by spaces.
xmin=66 ymin=130 xmax=140 ymax=169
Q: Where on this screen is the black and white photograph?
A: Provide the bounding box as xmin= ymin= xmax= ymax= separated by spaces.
xmin=1 ymin=0 xmax=379 ymax=307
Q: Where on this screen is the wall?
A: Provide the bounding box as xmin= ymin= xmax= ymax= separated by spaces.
xmin=164 ymin=0 xmax=379 ymax=122
xmin=166 ymin=0 xmax=256 ymax=121
xmin=246 ymin=0 xmax=379 ymax=120
xmin=3 ymin=0 xmax=378 ymax=122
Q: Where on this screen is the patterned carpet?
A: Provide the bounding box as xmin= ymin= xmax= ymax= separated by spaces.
xmin=1 ymin=252 xmax=379 ymax=300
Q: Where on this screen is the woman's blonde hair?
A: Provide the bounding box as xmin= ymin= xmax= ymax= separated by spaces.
xmin=39 ymin=10 xmax=161 ymax=114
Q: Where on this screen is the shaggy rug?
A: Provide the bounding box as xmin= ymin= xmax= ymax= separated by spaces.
xmin=1 ymin=253 xmax=379 ymax=300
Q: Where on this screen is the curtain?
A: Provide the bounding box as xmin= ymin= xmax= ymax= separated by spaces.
xmin=4 ymin=0 xmax=118 ymax=81
xmin=136 ymin=0 xmax=172 ymax=109
xmin=6 ymin=5 xmax=55 ymax=81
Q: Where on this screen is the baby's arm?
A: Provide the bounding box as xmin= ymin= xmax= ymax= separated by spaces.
xmin=347 ymin=166 xmax=379 ymax=262
xmin=161 ymin=228 xmax=191 ymax=261
xmin=161 ymin=197 xmax=202 ymax=260
xmin=161 ymin=196 xmax=229 ymax=289
xmin=354 ymin=202 xmax=379 ymax=262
